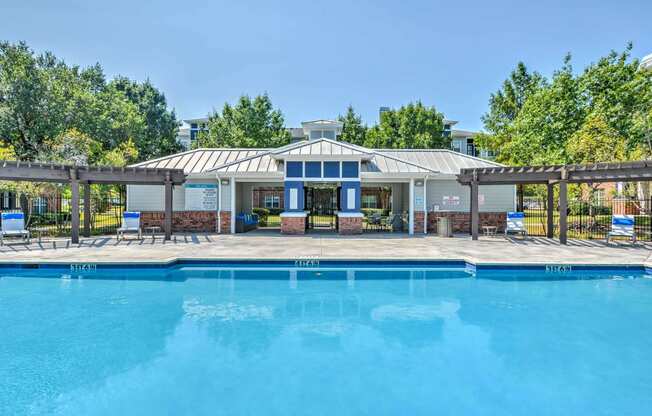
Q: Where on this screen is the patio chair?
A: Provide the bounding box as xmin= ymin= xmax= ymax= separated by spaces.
xmin=607 ymin=215 xmax=636 ymax=244
xmin=369 ymin=213 xmax=382 ymax=231
xmin=0 ymin=212 xmax=30 ymax=245
xmin=505 ymin=211 xmax=527 ymax=238
xmin=117 ymin=211 xmax=142 ymax=241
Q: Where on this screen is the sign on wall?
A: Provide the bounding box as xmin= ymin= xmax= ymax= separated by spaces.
xmin=443 ymin=195 xmax=460 ymax=206
xmin=185 ymin=184 xmax=217 ymax=211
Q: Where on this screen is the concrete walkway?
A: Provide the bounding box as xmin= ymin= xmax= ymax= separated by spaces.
xmin=1 ymin=231 xmax=651 ymax=266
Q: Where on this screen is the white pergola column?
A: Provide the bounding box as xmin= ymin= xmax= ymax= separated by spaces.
xmin=423 ymin=177 xmax=428 ymax=234
xmin=231 ymin=178 xmax=236 ymax=234
xmin=408 ymin=178 xmax=414 ymax=235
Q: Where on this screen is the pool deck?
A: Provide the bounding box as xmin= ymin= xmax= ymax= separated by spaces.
xmin=1 ymin=231 xmax=651 ymax=267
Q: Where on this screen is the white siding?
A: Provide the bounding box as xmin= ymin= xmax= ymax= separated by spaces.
xmin=127 ymin=179 xmax=219 ymax=212
xmin=427 ymin=180 xmax=515 ymax=212
xmin=220 ymin=180 xmax=231 ymax=211
xmin=127 ymin=185 xmax=185 ymax=211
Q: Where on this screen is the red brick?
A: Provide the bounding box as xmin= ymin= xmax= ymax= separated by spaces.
xmin=413 ymin=211 xmax=425 ymax=234
xmin=140 ymin=211 xmax=218 ymax=233
xmin=338 ymin=216 xmax=363 ymax=235
xmin=427 ymin=211 xmax=507 ymax=234
xmin=281 ymin=216 xmax=306 ymax=234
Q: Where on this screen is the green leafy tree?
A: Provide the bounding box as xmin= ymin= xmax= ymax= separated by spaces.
xmin=338 ymin=105 xmax=367 ymax=145
xmin=364 ymin=101 xmax=447 ymax=149
xmin=109 ymin=77 xmax=181 ymax=159
xmin=195 ymin=94 xmax=290 ymax=148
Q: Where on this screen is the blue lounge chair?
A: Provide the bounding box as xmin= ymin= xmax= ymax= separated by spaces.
xmin=505 ymin=211 xmax=527 ymax=238
xmin=607 ymin=215 xmax=636 ymax=244
xmin=117 ymin=211 xmax=142 ymax=240
xmin=1 ymin=212 xmax=30 ymax=245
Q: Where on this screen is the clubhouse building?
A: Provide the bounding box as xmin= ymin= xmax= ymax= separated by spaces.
xmin=127 ymin=120 xmax=515 ymax=235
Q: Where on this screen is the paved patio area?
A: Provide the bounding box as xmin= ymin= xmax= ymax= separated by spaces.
xmin=1 ymin=230 xmax=651 ymax=266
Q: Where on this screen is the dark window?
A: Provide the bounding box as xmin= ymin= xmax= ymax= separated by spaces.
xmin=323 ymin=161 xmax=340 ymax=178
xmin=286 ymin=161 xmax=303 ymax=178
xmin=342 ymin=161 xmax=359 ymax=178
xmin=305 ymin=162 xmax=321 ymax=178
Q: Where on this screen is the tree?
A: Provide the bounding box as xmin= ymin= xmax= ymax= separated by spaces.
xmin=0 ymin=42 xmax=66 ymax=159
xmin=338 ymin=105 xmax=367 ymax=145
xmin=364 ymin=101 xmax=447 ymax=149
xmin=0 ymin=41 xmax=177 ymax=162
xmin=194 ymin=94 xmax=290 ymax=148
xmin=475 ymin=62 xmax=545 ymax=156
xmin=43 ymin=128 xmax=103 ymax=166
xmin=109 ymin=77 xmax=181 ymax=159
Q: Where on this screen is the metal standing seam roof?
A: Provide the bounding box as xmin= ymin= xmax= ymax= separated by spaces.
xmin=130 ymin=145 xmax=503 ymax=176
xmin=130 ymin=149 xmax=270 ymax=174
xmin=271 ymin=138 xmax=374 ymax=158
xmin=377 ymin=149 xmax=503 ymax=175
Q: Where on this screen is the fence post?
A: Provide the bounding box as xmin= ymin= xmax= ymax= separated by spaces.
xmin=83 ymin=182 xmax=91 ymax=237
xmin=547 ymin=182 xmax=554 ymax=238
xmin=70 ymin=168 xmax=80 ymax=244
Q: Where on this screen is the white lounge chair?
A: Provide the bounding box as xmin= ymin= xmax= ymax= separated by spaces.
xmin=117 ymin=211 xmax=142 ymax=240
xmin=505 ymin=211 xmax=527 ymax=238
xmin=607 ymin=214 xmax=636 ymax=244
xmin=1 ymin=212 xmax=30 ymax=245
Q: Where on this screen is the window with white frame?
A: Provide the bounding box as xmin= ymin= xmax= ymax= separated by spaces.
xmin=361 ymin=195 xmax=377 ymax=209
xmin=264 ymin=194 xmax=280 ymax=209
xmin=309 ymin=129 xmax=336 ymax=140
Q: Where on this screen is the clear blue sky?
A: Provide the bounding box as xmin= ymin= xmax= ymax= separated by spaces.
xmin=2 ymin=0 xmax=651 ymax=131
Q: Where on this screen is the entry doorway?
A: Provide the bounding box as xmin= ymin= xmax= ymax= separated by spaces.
xmin=305 ymin=185 xmax=339 ymax=231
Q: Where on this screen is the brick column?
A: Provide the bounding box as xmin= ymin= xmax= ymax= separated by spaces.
xmin=337 ymin=213 xmax=363 ymax=235
xmin=413 ymin=211 xmax=425 ymax=234
xmin=280 ymin=212 xmax=306 ymax=234
xmin=219 ymin=211 xmax=231 ymax=234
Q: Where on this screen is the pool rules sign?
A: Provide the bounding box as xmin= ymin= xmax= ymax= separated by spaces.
xmin=184 ymin=184 xmax=217 ymax=211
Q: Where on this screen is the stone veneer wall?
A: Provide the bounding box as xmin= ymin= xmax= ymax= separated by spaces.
xmin=338 ymin=217 xmax=363 ymax=235
xmin=281 ymin=216 xmax=306 ymax=234
xmin=140 ymin=211 xmax=218 ymax=232
xmin=427 ymin=212 xmax=507 ymax=233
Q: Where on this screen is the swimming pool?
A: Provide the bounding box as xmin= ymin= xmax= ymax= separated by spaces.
xmin=2 ymin=263 xmax=651 ymax=415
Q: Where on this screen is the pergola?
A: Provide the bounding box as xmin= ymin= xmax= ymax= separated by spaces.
xmin=0 ymin=161 xmax=185 ymax=242
xmin=457 ymin=160 xmax=652 ymax=244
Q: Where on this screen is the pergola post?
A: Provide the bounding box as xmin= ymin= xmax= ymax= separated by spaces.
xmin=83 ymin=182 xmax=91 ymax=237
xmin=164 ymin=173 xmax=173 ymax=241
xmin=70 ymin=169 xmax=80 ymax=244
xmin=470 ymin=175 xmax=479 ymax=240
xmin=517 ymin=184 xmax=524 ymax=211
xmin=558 ymin=169 xmax=568 ymax=245
xmin=546 ymin=182 xmax=554 ymax=238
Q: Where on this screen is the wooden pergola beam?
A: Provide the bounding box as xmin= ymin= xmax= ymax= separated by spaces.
xmin=458 ymin=160 xmax=652 ymax=245
xmin=0 ymin=160 xmax=186 ymax=243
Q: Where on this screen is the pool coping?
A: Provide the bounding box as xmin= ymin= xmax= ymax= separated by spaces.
xmin=0 ymin=257 xmax=649 ymax=272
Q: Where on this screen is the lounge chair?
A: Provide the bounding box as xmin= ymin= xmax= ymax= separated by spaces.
xmin=607 ymin=214 xmax=636 ymax=244
xmin=117 ymin=211 xmax=142 ymax=240
xmin=505 ymin=211 xmax=527 ymax=238
xmin=1 ymin=212 xmax=30 ymax=245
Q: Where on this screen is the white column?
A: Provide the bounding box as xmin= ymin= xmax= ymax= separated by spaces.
xmin=423 ymin=177 xmax=428 ymax=234
xmin=216 ymin=175 xmax=222 ymax=234
xmin=231 ymin=178 xmax=236 ymax=234
xmin=408 ymin=178 xmax=414 ymax=235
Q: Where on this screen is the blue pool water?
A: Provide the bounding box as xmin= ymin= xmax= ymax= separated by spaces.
xmin=2 ymin=264 xmax=652 ymax=415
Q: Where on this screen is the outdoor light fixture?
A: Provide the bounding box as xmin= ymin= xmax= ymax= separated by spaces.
xmin=220 ymin=179 xmax=230 ymax=186
xmin=415 ymin=180 xmax=424 ymax=186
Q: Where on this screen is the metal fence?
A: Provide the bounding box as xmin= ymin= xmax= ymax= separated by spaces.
xmin=523 ymin=197 xmax=652 ymax=241
xmin=1 ymin=188 xmax=126 ymax=237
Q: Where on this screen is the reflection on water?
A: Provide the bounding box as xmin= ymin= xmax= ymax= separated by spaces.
xmin=1 ymin=268 xmax=651 ymax=415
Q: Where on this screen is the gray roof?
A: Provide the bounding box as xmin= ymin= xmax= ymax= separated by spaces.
xmin=377 ymin=149 xmax=502 ymax=175
xmin=131 ymin=144 xmax=502 ymax=176
xmin=131 ymin=149 xmax=269 ymax=174
xmin=271 ymin=138 xmax=373 ymax=158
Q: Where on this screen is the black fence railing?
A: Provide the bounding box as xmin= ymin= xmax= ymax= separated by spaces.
xmin=1 ymin=189 xmax=126 ymax=237
xmin=523 ymin=197 xmax=652 ymax=241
